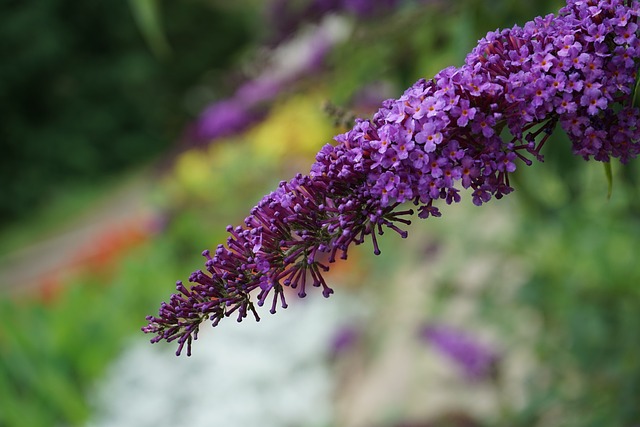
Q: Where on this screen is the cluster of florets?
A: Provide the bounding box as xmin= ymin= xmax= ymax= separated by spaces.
xmin=144 ymin=0 xmax=640 ymax=356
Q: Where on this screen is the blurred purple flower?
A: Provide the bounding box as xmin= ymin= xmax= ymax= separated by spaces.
xmin=329 ymin=324 xmax=361 ymax=357
xmin=306 ymin=30 xmax=334 ymax=72
xmin=342 ymin=0 xmax=400 ymax=16
xmin=186 ymin=99 xmax=264 ymax=143
xmin=419 ymin=324 xmax=500 ymax=381
xmin=235 ymin=78 xmax=284 ymax=105
xmin=186 ymin=17 xmax=344 ymax=145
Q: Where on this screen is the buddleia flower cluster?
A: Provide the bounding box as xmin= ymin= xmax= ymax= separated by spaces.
xmin=144 ymin=0 xmax=640 ymax=356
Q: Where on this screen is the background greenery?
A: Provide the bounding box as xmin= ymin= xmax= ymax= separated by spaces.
xmin=0 ymin=0 xmax=253 ymax=226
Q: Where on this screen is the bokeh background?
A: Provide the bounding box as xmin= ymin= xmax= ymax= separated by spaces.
xmin=1 ymin=1 xmax=639 ymax=426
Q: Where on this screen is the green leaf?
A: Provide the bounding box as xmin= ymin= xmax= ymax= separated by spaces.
xmin=128 ymin=0 xmax=171 ymax=58
xmin=603 ymin=161 xmax=613 ymax=200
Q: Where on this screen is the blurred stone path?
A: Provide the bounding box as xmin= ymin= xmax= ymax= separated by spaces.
xmin=0 ymin=172 xmax=162 ymax=297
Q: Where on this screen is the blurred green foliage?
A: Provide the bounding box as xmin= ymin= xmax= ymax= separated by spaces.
xmin=0 ymin=235 xmax=182 ymax=426
xmin=509 ymin=137 xmax=640 ymax=426
xmin=0 ymin=0 xmax=254 ymax=227
xmin=128 ymin=0 xmax=171 ymax=58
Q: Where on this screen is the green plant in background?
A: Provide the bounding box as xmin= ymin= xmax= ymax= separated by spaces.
xmin=128 ymin=0 xmax=171 ymax=59
xmin=0 ymin=0 xmax=255 ymax=227
xmin=505 ymin=137 xmax=640 ymax=425
xmin=515 ymin=215 xmax=640 ymax=426
xmin=0 ymin=238 xmax=178 ymax=427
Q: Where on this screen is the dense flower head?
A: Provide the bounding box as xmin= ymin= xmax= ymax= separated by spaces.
xmin=144 ymin=0 xmax=640 ymax=355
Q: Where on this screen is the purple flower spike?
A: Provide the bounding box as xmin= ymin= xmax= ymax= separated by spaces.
xmin=419 ymin=324 xmax=500 ymax=381
xmin=145 ymin=0 xmax=640 ymax=355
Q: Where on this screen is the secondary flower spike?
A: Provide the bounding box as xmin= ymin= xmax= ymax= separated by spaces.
xmin=144 ymin=0 xmax=640 ymax=356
